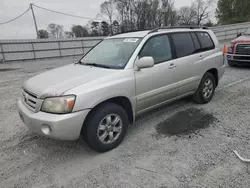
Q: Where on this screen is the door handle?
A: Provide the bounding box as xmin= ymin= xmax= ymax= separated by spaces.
xmin=169 ymin=63 xmax=176 ymax=69
xmin=199 ymin=55 xmax=205 ymax=60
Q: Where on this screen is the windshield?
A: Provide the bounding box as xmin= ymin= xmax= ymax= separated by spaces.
xmin=80 ymin=38 xmax=142 ymax=69
xmin=244 ymin=28 xmax=250 ymax=35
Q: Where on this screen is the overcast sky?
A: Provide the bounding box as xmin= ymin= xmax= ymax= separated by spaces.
xmin=0 ymin=0 xmax=211 ymax=39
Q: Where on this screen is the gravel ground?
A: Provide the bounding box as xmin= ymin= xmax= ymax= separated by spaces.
xmin=1 ymin=57 xmax=250 ymax=188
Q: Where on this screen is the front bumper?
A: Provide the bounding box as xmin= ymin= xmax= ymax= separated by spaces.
xmin=226 ymin=54 xmax=250 ymax=62
xmin=17 ymin=99 xmax=90 ymax=140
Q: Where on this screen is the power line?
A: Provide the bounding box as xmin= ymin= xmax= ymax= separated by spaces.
xmin=33 ymin=4 xmax=103 ymax=21
xmin=0 ymin=7 xmax=30 ymax=25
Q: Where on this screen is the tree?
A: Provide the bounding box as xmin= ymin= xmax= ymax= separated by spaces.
xmin=64 ymin=31 xmax=74 ymax=38
xmin=169 ymin=10 xmax=180 ymax=26
xmin=101 ymin=0 xmax=114 ymax=34
xmin=114 ymin=0 xmax=136 ymax=32
xmin=47 ymin=23 xmax=64 ymax=38
xmin=38 ymin=29 xmax=49 ymax=39
xmin=91 ymin=21 xmax=101 ymax=36
xmin=114 ymin=0 xmax=126 ymax=30
xmin=216 ymin=0 xmax=250 ymax=24
xmin=161 ymin=0 xmax=176 ymax=26
xmin=113 ymin=20 xmax=120 ymax=34
xmin=192 ymin=0 xmax=214 ymax=25
xmin=112 ymin=0 xmax=180 ymax=32
xmin=178 ymin=6 xmax=196 ymax=25
xmin=101 ymin=21 xmax=110 ymax=36
xmin=203 ymin=19 xmax=214 ymax=27
xmin=71 ymin=25 xmax=89 ymax=37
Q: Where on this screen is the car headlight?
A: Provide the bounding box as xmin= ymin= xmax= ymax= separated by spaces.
xmin=41 ymin=95 xmax=76 ymax=114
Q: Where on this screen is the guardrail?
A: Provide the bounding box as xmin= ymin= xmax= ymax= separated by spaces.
xmin=213 ymin=27 xmax=249 ymax=41
xmin=0 ymin=37 xmax=104 ymax=63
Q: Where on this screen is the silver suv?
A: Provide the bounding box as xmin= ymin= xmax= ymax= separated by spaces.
xmin=18 ymin=27 xmax=226 ymax=152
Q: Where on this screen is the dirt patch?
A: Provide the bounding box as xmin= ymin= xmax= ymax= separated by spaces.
xmin=156 ymin=108 xmax=216 ymax=135
xmin=0 ymin=68 xmax=20 ymax=72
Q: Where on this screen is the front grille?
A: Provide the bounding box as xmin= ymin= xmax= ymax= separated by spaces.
xmin=235 ymin=43 xmax=250 ymax=55
xmin=21 ymin=88 xmax=37 ymax=111
xmin=234 ymin=56 xmax=250 ymax=61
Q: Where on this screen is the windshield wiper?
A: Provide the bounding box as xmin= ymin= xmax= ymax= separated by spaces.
xmin=83 ymin=63 xmax=111 ymax=69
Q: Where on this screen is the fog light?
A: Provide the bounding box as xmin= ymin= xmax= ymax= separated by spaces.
xmin=227 ymin=55 xmax=232 ymax=58
xmin=41 ymin=124 xmax=52 ymax=135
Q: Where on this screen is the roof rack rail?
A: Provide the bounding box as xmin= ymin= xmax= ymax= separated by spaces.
xmin=148 ymin=26 xmax=208 ymax=34
xmin=109 ymin=29 xmax=146 ymax=37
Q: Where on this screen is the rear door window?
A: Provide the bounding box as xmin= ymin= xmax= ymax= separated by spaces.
xmin=171 ymin=33 xmax=196 ymax=58
xmin=196 ymin=32 xmax=215 ymax=51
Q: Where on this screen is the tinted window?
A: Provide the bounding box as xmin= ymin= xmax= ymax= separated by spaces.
xmin=191 ymin=33 xmax=201 ymax=51
xmin=196 ymin=32 xmax=214 ymax=50
xmin=171 ymin=33 xmax=196 ymax=58
xmin=139 ymin=35 xmax=172 ymax=64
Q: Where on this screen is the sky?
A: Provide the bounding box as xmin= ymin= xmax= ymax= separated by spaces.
xmin=0 ymin=0 xmax=211 ymax=39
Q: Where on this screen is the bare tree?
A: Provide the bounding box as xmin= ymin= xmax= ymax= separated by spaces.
xmin=47 ymin=23 xmax=64 ymax=38
xmin=114 ymin=0 xmax=126 ymax=27
xmin=161 ymin=0 xmax=175 ymax=26
xmin=112 ymin=0 xmax=179 ymax=32
xmin=134 ymin=0 xmax=147 ymax=30
xmin=101 ymin=0 xmax=114 ymax=33
xmin=64 ymin=31 xmax=74 ymax=38
xmin=178 ymin=6 xmax=196 ymax=25
xmin=71 ymin=25 xmax=89 ymax=37
xmin=148 ymin=0 xmax=160 ymax=28
xmin=114 ymin=0 xmax=136 ymax=32
xmin=193 ymin=0 xmax=214 ymax=25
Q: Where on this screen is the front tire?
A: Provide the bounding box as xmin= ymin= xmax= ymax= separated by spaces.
xmin=83 ymin=102 xmax=129 ymax=152
xmin=193 ymin=72 xmax=216 ymax=104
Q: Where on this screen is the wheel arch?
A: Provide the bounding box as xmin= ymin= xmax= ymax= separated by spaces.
xmin=206 ymin=68 xmax=219 ymax=87
xmin=82 ymin=96 xmax=135 ymax=132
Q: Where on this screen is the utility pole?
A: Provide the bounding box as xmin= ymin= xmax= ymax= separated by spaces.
xmin=30 ymin=3 xmax=39 ymax=38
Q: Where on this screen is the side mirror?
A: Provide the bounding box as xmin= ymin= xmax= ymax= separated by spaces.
xmin=237 ymin=33 xmax=242 ymax=37
xmin=135 ymin=56 xmax=154 ymax=70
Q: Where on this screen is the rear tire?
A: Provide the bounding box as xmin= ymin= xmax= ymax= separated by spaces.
xmin=83 ymin=102 xmax=129 ymax=152
xmin=193 ymin=72 xmax=216 ymax=104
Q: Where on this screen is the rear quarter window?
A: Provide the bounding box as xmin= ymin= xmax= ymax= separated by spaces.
xmin=196 ymin=32 xmax=215 ymax=51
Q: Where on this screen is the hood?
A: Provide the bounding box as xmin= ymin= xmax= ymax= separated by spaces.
xmin=23 ymin=64 xmax=117 ymax=98
xmin=231 ymin=35 xmax=250 ymax=43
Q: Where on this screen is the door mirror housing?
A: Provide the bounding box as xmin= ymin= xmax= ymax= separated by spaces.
xmin=135 ymin=56 xmax=154 ymax=70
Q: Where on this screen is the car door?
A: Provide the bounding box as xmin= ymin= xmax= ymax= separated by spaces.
xmin=135 ymin=34 xmax=178 ymax=114
xmin=169 ymin=32 xmax=206 ymax=96
xmin=194 ymin=31 xmax=217 ymax=75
